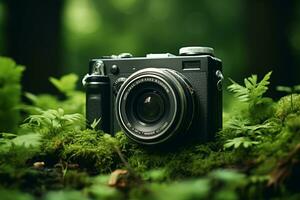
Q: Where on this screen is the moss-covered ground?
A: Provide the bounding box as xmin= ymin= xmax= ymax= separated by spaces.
xmin=1 ymin=57 xmax=300 ymax=200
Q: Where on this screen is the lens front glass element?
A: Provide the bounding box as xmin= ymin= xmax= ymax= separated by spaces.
xmin=135 ymin=91 xmax=165 ymax=123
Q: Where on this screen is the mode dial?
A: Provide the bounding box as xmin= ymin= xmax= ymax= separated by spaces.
xmin=179 ymin=46 xmax=214 ymax=56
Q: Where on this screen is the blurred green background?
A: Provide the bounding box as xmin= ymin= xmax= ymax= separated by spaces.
xmin=0 ymin=0 xmax=299 ymax=97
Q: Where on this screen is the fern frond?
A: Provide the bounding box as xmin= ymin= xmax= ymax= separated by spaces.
xmin=226 ymin=118 xmax=276 ymax=136
xmin=224 ymin=137 xmax=259 ymax=149
xmin=249 ymin=71 xmax=272 ymax=101
xmin=23 ymin=108 xmax=85 ymax=134
xmin=228 ymin=71 xmax=272 ymax=103
xmin=228 ymin=78 xmax=249 ymax=102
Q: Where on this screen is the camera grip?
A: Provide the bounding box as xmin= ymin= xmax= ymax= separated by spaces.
xmin=86 ymin=77 xmax=110 ymax=133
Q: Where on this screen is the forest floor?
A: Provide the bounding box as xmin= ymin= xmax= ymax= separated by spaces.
xmin=1 ymin=57 xmax=300 ymax=200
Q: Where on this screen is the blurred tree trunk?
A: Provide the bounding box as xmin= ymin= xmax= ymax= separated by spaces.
xmin=245 ymin=0 xmax=296 ymax=98
xmin=5 ymin=0 xmax=64 ymax=94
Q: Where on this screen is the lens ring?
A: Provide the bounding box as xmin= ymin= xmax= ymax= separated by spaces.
xmin=118 ymin=74 xmax=178 ymax=140
xmin=116 ymin=68 xmax=195 ymax=145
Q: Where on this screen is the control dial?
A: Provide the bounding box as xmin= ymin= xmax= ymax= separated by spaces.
xmin=179 ymin=46 xmax=214 ymax=56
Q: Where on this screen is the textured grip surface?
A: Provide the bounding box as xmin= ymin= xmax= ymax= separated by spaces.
xmin=86 ymin=82 xmax=110 ymax=133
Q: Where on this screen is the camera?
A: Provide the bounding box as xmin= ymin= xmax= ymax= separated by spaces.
xmin=83 ymin=47 xmax=223 ymax=146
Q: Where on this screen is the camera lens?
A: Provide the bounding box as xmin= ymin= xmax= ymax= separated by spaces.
xmin=116 ymin=68 xmax=195 ymax=145
xmin=135 ymin=91 xmax=165 ymax=123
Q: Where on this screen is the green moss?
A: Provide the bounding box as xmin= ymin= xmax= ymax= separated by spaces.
xmin=124 ymin=142 xmax=238 ymax=179
xmin=38 ymin=126 xmax=239 ymax=180
xmin=275 ymin=94 xmax=300 ymax=120
xmin=285 ymin=114 xmax=300 ymax=133
xmin=61 ymin=130 xmax=120 ymax=172
xmin=39 ymin=129 xmax=121 ymax=173
xmin=251 ymin=113 xmax=300 ymax=177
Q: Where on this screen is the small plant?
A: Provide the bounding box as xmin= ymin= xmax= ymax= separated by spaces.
xmin=49 ymin=73 xmax=79 ymax=95
xmin=223 ymin=72 xmax=280 ymax=150
xmin=23 ymin=108 xmax=85 ymax=135
xmin=0 ymin=57 xmax=24 ymax=132
xmin=90 ymin=118 xmax=101 ymax=130
xmin=224 ymin=137 xmax=259 ymax=149
xmin=227 ymin=71 xmax=274 ymax=124
xmin=223 ymin=119 xmax=276 ymax=150
xmin=228 ymin=71 xmax=272 ymax=104
xmin=24 ymin=74 xmax=85 ymax=115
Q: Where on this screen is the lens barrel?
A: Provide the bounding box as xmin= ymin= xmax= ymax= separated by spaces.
xmin=115 ymin=68 xmax=195 ymax=145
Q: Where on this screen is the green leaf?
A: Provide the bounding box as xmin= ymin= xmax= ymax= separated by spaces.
xmin=11 ymin=133 xmax=41 ymax=148
xmin=0 ymin=132 xmax=17 ymax=139
xmin=0 ymin=189 xmax=34 ymax=200
xmin=224 ymin=137 xmax=259 ymax=150
xmin=90 ymin=118 xmax=101 ymax=130
xmin=276 ymin=86 xmax=292 ymax=93
xmin=293 ymin=85 xmax=300 ymax=92
xmin=148 ymin=179 xmax=211 ymax=200
xmin=143 ymin=169 xmax=167 ymax=181
xmin=44 ymin=191 xmax=88 ymax=200
xmin=0 ymin=57 xmax=25 ymax=84
xmin=0 ymin=57 xmax=25 ymax=132
xmin=227 ymin=78 xmax=249 ymax=102
xmin=209 ymin=169 xmax=246 ymax=184
xmin=49 ymin=73 xmax=78 ymax=94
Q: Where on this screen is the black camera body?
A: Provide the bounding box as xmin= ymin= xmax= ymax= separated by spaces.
xmin=83 ymin=47 xmax=223 ymax=146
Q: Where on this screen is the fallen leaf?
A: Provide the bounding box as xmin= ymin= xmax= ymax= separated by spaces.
xmin=108 ymin=169 xmax=129 ymax=188
xmin=33 ymin=161 xmax=45 ymax=169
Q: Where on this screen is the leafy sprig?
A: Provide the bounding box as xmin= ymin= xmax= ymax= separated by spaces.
xmin=228 ymin=71 xmax=272 ymax=103
xmin=23 ymin=74 xmax=85 ymax=115
xmin=223 ymin=118 xmax=277 ymax=150
xmin=224 ymin=137 xmax=259 ymax=149
xmin=0 ymin=57 xmax=25 ymax=132
xmin=49 ymin=73 xmax=79 ymax=96
xmin=23 ymin=108 xmax=85 ymax=134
